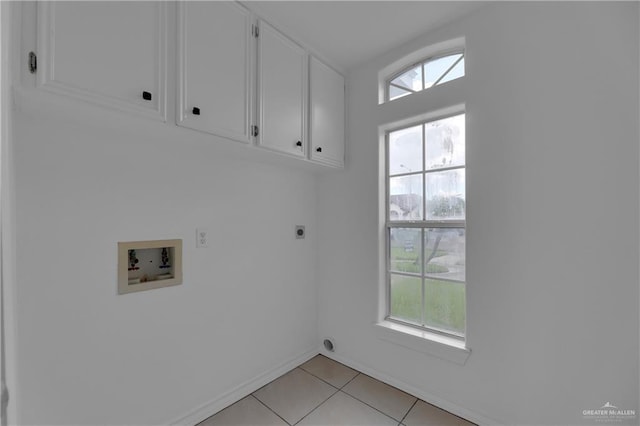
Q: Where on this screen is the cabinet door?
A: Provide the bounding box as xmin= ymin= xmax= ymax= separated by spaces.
xmin=257 ymin=20 xmax=307 ymax=158
xmin=177 ymin=2 xmax=253 ymax=143
xmin=309 ymin=57 xmax=345 ymax=168
xmin=36 ymin=1 xmax=166 ymax=120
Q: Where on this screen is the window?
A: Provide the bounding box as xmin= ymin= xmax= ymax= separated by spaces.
xmin=386 ymin=113 xmax=466 ymax=339
xmin=387 ymin=52 xmax=465 ymax=101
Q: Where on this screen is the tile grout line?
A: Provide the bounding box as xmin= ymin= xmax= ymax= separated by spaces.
xmin=297 ymin=365 xmax=352 ymax=390
xmin=339 ymin=371 xmax=360 ymax=390
xmin=340 ymin=372 xmax=417 ymax=423
xmin=297 ymin=355 xmax=361 ymax=391
xmin=250 ymin=394 xmax=293 ymax=426
xmin=201 ymin=365 xmax=304 ymax=426
xmin=253 ymin=365 xmax=300 ymax=395
xmin=298 ymin=359 xmax=412 ymax=424
xmin=291 ymin=387 xmax=341 ymax=426
xmin=201 ymin=356 xmax=474 ymax=426
xmin=399 ymin=398 xmax=419 ymax=425
xmin=291 ymin=359 xmax=364 ymax=425
xmin=311 ymin=360 xmax=475 ymax=425
xmin=336 ymin=388 xmax=407 ymax=425
xmin=252 ymin=366 xmax=342 ymax=426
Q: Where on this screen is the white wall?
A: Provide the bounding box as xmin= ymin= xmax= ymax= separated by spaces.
xmin=8 ymin=2 xmax=640 ymax=425
xmin=12 ymin=102 xmax=319 ymax=426
xmin=10 ymin=5 xmax=319 ymax=425
xmin=317 ymin=2 xmax=639 ymax=425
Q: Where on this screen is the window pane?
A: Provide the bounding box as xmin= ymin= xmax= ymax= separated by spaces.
xmin=424 ymin=228 xmax=465 ymax=281
xmin=390 ymin=228 xmax=422 ymax=274
xmin=390 ymin=274 xmax=422 ymax=324
xmin=389 ymin=85 xmax=411 ymax=101
xmin=390 ymin=64 xmax=422 ymax=92
xmin=425 ymin=114 xmax=465 ymax=170
xmin=389 ymin=174 xmax=423 ymax=221
xmin=424 ymin=54 xmax=463 ymax=88
xmin=389 ymin=125 xmax=422 ymax=176
xmin=425 ymin=169 xmax=465 ymax=220
xmin=437 ymin=57 xmax=465 ymax=86
xmin=424 ymin=279 xmax=465 ymax=335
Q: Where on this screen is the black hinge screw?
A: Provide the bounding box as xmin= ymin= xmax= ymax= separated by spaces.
xmin=192 ymin=107 xmax=200 ymax=115
xmin=29 ymin=52 xmax=37 ymax=74
xmin=316 ymin=147 xmax=322 ymax=153
xmin=142 ymin=91 xmax=152 ymax=101
xmin=296 ymin=141 xmax=302 ymax=147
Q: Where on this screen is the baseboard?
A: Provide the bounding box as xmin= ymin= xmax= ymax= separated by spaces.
xmin=169 ymin=348 xmax=319 ymax=426
xmin=323 ymin=350 xmax=503 ymax=426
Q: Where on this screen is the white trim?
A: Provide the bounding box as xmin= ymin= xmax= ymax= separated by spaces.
xmin=388 ymin=220 xmax=465 ymax=229
xmin=379 ymin=103 xmax=465 ymax=135
xmin=176 ymin=2 xmax=187 ymax=129
xmin=374 ymin=321 xmax=469 ymax=365
xmin=168 ymin=348 xmax=318 ymax=426
xmin=378 ymin=37 xmax=465 ymax=104
xmin=383 ymin=111 xmax=467 ymax=339
xmin=1 ymin=3 xmax=18 ymax=424
xmin=386 ymin=51 xmax=465 ymax=103
xmin=322 ymin=351 xmax=502 ymax=426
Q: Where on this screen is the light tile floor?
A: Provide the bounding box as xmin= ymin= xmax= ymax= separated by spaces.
xmin=198 ymin=355 xmax=475 ymax=426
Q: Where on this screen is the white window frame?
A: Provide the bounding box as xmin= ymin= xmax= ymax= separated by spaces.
xmin=384 ymin=111 xmax=466 ymax=341
xmin=385 ymin=50 xmax=465 ymax=102
xmin=377 ymin=38 xmax=470 ymax=362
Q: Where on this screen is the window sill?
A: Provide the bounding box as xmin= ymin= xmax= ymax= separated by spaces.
xmin=374 ymin=321 xmax=471 ymax=365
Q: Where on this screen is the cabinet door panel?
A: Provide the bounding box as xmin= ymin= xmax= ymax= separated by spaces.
xmin=310 ymin=57 xmax=345 ymax=168
xmin=258 ymin=21 xmax=307 ymax=157
xmin=177 ymin=2 xmax=253 ymax=143
xmin=37 ymin=1 xmax=166 ymax=120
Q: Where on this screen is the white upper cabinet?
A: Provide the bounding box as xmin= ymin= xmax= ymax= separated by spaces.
xmin=36 ymin=1 xmax=167 ymax=120
xmin=257 ymin=20 xmax=308 ymax=158
xmin=30 ymin=2 xmax=344 ymax=167
xmin=177 ymin=2 xmax=253 ymax=143
xmin=309 ymin=57 xmax=345 ymax=168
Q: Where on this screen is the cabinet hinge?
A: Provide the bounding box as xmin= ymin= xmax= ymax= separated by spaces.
xmin=252 ymin=24 xmax=259 ymax=38
xmin=28 ymin=51 xmax=37 ymax=74
xmin=251 ymin=125 xmax=259 ymax=137
xmin=1 ymin=380 xmax=9 ymax=419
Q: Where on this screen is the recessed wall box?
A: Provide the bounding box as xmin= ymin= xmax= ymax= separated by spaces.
xmin=118 ymin=239 xmax=182 ymax=294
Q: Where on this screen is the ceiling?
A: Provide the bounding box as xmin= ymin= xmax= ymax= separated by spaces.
xmin=244 ymin=1 xmax=489 ymax=72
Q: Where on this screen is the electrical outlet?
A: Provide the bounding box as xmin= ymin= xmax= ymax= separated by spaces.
xmin=196 ymin=228 xmax=208 ymax=248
